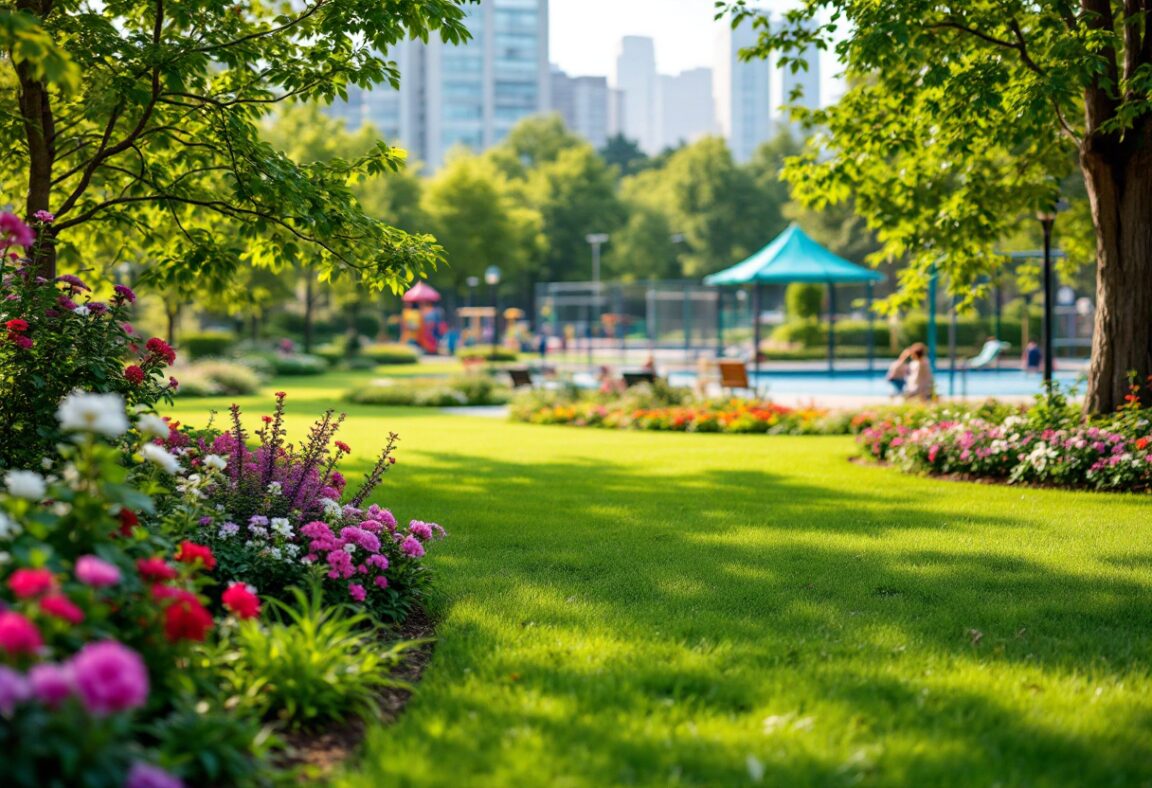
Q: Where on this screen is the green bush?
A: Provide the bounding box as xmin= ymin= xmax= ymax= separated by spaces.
xmin=175 ymin=360 xmax=263 ymax=396
xmin=459 ymin=347 xmax=518 ymax=363
xmin=786 ymin=283 xmax=824 ymax=319
xmin=769 ymin=320 xmax=826 ymax=347
xmin=181 ymin=331 xmax=236 ymax=360
xmin=361 ymin=343 xmax=420 ymax=365
xmin=268 ymin=353 xmax=328 ymax=376
xmin=217 ymin=586 xmax=411 ymax=730
xmin=348 ymin=375 xmax=511 ymax=407
xmin=314 ymin=342 xmax=345 ymax=364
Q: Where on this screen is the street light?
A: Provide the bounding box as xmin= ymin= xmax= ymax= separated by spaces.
xmin=465 ymin=276 xmax=479 ymax=308
xmin=585 ymin=233 xmax=609 ymax=367
xmin=1037 ymin=198 xmax=1069 ymax=389
xmin=484 ymin=266 xmax=501 ymax=360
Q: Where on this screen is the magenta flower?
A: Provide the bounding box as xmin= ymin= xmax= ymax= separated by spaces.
xmin=28 ymin=663 xmax=73 ymax=708
xmin=76 ymin=555 xmax=122 ymax=587
xmin=348 ymin=583 xmax=366 ymax=602
xmin=32 ymin=210 xmax=54 ymax=224
xmin=70 ymin=640 xmax=149 ymax=716
xmin=113 ymin=284 xmax=137 ymax=304
xmin=409 ymin=521 xmax=434 ymax=542
xmin=126 ymin=762 xmax=184 ymax=788
xmin=56 ymin=274 xmax=89 ymax=291
xmin=0 ymin=611 xmax=43 ymax=655
xmin=401 ymin=536 xmax=425 ymax=558
xmin=0 ymin=665 xmax=30 ymax=715
xmin=0 ymin=213 xmax=34 ymax=248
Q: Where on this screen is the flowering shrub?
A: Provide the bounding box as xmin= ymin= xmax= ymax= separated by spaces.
xmin=511 ymin=386 xmax=829 ymax=435
xmin=855 ymin=386 xmax=1152 ymax=492
xmin=0 ymin=213 xmax=177 ymax=469
xmin=158 ymin=392 xmax=446 ymax=622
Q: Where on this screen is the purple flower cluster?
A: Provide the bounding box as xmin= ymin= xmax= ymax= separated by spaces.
xmin=0 ymin=639 xmax=149 ymax=718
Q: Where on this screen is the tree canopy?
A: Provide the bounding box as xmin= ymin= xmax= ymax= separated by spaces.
xmin=2 ymin=0 xmax=471 ymax=292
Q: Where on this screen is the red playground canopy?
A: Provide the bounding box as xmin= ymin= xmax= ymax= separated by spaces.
xmin=402 ymin=282 xmax=441 ymax=304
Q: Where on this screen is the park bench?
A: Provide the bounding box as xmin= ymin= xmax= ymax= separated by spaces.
xmin=507 ymin=367 xmax=534 ymax=389
xmin=622 ymin=371 xmax=657 ymax=388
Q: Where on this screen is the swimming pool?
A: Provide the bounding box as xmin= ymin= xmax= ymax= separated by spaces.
xmin=664 ymin=368 xmax=1086 ymax=400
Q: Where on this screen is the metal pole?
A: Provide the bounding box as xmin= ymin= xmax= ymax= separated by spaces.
xmin=866 ymin=281 xmax=875 ymax=376
xmin=715 ymin=289 xmax=724 ymax=357
xmin=647 ymin=279 xmax=656 ymax=354
xmin=1041 ymin=219 xmax=1055 ymax=388
xmin=682 ymin=283 xmax=691 ymax=358
xmin=948 ymin=301 xmax=957 ymax=398
xmin=927 ymin=261 xmax=939 ymax=370
xmin=490 ymin=284 xmax=499 ymax=361
xmin=827 ymin=283 xmax=837 ymax=374
xmin=753 ymin=284 xmax=762 ymax=381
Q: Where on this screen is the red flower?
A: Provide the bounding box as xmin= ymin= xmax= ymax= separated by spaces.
xmin=136 ymin=557 xmax=178 ymax=582
xmin=335 ymin=441 xmax=351 ymax=454
xmin=8 ymin=568 xmax=55 ymax=599
xmin=174 ymin=541 xmax=215 ymax=570
xmin=221 ymin=583 xmax=261 ymax=619
xmin=0 ymin=611 xmax=42 ymax=654
xmin=144 ymin=337 xmax=176 ymax=365
xmin=5 ymin=318 xmax=27 ymax=333
xmin=162 ymin=591 xmax=213 ymax=642
xmin=117 ymin=508 xmax=139 ymax=537
xmin=12 ymin=335 xmax=32 ymax=349
xmin=124 ymin=364 xmax=145 ymax=385
xmin=1137 ymin=437 xmax=1150 ymax=451
xmin=39 ymin=594 xmax=84 ymax=624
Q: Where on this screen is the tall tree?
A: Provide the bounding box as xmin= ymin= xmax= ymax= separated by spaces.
xmin=726 ymin=1 xmax=1152 ymax=412
xmin=599 ymin=134 xmax=649 ymax=178
xmin=1 ymin=1 xmax=469 ymax=290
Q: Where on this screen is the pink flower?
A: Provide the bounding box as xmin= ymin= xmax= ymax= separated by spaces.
xmin=409 ymin=521 xmax=434 ymax=542
xmin=56 ymin=274 xmax=89 ymax=291
xmin=28 ymin=663 xmax=73 ymax=707
xmin=373 ymin=576 xmax=389 ymax=589
xmin=0 ymin=665 xmax=30 ymax=714
xmin=0 ymin=611 xmax=43 ymax=655
xmin=348 ymin=583 xmax=366 ymax=602
xmin=126 ymin=762 xmax=184 ymax=788
xmin=40 ymin=594 xmax=84 ymax=624
xmin=8 ymin=567 xmax=55 ymax=599
xmin=70 ymin=640 xmax=149 ymax=716
xmin=113 ymin=285 xmax=137 ymax=304
xmin=0 ymin=213 xmax=34 ymax=248
xmin=32 ymin=210 xmax=54 ymax=224
xmin=400 ymin=536 xmax=425 ymax=558
xmin=76 ymin=555 xmax=121 ymax=587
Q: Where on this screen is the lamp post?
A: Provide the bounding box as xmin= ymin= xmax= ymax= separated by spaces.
xmin=1037 ymin=199 xmax=1069 ymax=390
xmin=585 ymin=233 xmax=609 ymax=367
xmin=484 ymin=265 xmax=501 ymax=361
xmin=465 ymin=276 xmax=479 ymax=309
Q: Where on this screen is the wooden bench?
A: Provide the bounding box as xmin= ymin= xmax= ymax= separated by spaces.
xmin=622 ymin=371 xmax=657 ymax=388
xmin=717 ymin=360 xmax=761 ymax=397
xmin=507 ymin=367 xmax=534 ymax=389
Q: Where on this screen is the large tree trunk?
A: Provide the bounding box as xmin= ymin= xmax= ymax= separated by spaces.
xmin=15 ymin=43 xmax=56 ymax=278
xmin=1080 ymin=129 xmax=1152 ymax=413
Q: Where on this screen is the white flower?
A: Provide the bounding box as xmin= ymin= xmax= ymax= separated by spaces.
xmin=218 ymin=522 xmax=240 ymax=538
xmin=203 ymin=454 xmax=227 ymax=472
xmin=267 ymin=547 xmax=283 ymax=561
xmin=343 ymin=543 xmax=356 ymax=554
xmin=51 ymin=502 xmax=71 ymax=517
xmin=0 ymin=512 xmax=21 ymax=540
xmin=266 ymin=481 xmax=282 ymax=496
xmin=136 ymin=413 xmax=169 ymax=439
xmin=0 ymin=551 xmax=10 ymax=565
xmin=141 ymin=443 xmax=181 ymax=474
xmin=57 ymin=391 xmax=129 ymax=438
xmin=40 ymin=457 xmax=52 ymax=470
xmin=4 ymin=470 xmax=46 ymax=500
xmin=321 ymin=498 xmax=342 ymax=518
xmin=271 ymin=518 xmax=293 ymax=538
xmin=72 ymin=304 xmax=90 ymax=317
xmin=285 ymin=544 xmax=300 ymax=557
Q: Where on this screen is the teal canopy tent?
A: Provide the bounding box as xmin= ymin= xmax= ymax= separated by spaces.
xmin=704 ymin=223 xmax=885 ymax=377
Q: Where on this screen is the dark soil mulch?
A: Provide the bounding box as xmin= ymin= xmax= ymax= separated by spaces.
xmin=272 ymin=607 xmax=438 ymax=778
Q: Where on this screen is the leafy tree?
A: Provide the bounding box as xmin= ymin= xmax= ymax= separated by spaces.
xmin=726 ymin=0 xmax=1152 ymax=412
xmin=522 ymin=144 xmax=625 ymax=282
xmin=599 ymin=133 xmax=649 ymax=178
xmin=421 ymin=151 xmax=542 ymax=292
xmin=2 ymin=0 xmax=469 ymax=292
xmin=487 ymin=114 xmax=584 ymax=176
xmin=608 ymin=191 xmax=681 ymax=281
xmin=786 ymin=283 xmax=824 ymax=320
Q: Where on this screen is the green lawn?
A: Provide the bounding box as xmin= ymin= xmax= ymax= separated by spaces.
xmin=171 ymin=376 xmax=1152 ymax=787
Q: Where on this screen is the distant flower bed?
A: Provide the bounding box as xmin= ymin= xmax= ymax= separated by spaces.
xmin=511 ymin=386 xmax=830 ymax=435
xmin=348 ymin=375 xmax=510 ymax=408
xmin=853 ymin=387 xmax=1152 ymax=493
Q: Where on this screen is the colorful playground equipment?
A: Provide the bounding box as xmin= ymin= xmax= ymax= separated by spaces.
xmin=400 ymin=282 xmax=443 ymax=354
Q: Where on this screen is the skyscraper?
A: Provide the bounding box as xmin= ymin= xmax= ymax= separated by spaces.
xmin=551 ymin=69 xmax=611 ymax=149
xmin=658 ymin=67 xmax=716 ymax=150
xmin=327 ymin=0 xmax=549 ymax=170
xmin=614 ymin=36 xmax=660 ymax=154
xmin=713 ymin=17 xmax=773 ymax=163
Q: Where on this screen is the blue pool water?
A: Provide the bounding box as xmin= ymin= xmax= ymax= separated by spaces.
xmin=664 ymin=369 xmax=1085 ymax=399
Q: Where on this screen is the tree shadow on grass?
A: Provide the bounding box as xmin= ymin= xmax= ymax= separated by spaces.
xmin=354 ymin=446 xmax=1152 ymax=784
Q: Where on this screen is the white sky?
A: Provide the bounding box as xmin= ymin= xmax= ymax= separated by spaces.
xmin=549 ymin=0 xmax=843 ymax=102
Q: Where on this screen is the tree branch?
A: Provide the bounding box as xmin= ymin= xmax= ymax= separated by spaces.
xmin=188 ymin=0 xmax=328 ymax=56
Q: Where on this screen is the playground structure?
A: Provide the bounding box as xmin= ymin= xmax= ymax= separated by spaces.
xmin=399 ymin=282 xmax=443 ymax=354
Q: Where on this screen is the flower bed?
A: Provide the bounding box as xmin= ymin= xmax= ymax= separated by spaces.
xmin=853 ymin=389 xmax=1152 ymax=492
xmin=511 ymin=386 xmax=831 ymax=435
xmin=348 ymin=375 xmax=511 ymax=408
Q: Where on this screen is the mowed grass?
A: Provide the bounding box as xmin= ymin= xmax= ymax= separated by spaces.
xmin=170 ymin=375 xmax=1152 ymax=787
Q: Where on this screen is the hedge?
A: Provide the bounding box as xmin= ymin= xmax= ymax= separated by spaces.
xmin=181 ymin=331 xmax=236 ymax=360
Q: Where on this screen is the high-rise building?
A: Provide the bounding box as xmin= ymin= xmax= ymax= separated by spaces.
xmin=658 ymin=67 xmax=715 ymax=150
xmin=614 ymin=36 xmax=660 ymax=154
xmin=713 ymin=17 xmax=773 ymax=163
xmin=551 ymin=69 xmax=611 ymax=149
xmin=327 ymin=0 xmax=549 ymax=170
